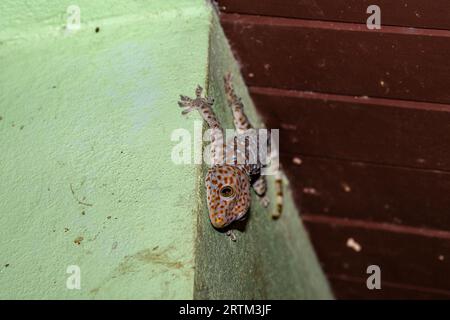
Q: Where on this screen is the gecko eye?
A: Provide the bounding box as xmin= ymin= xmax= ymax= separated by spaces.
xmin=220 ymin=186 xmax=235 ymax=198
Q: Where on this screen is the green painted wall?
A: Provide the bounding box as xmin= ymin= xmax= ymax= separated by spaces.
xmin=0 ymin=0 xmax=332 ymax=299
xmin=0 ymin=0 xmax=209 ymax=299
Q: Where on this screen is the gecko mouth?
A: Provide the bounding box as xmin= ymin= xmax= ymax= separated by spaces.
xmin=211 ymin=216 xmax=228 ymax=229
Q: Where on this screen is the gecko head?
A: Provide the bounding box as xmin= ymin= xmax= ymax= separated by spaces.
xmin=205 ymin=165 xmax=250 ymax=229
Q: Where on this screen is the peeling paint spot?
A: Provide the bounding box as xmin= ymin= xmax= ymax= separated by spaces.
xmin=116 ymin=247 xmax=185 ymax=277
xmin=346 ymin=238 xmax=362 ymax=252
xmin=317 ymin=59 xmax=326 ymax=68
xmin=281 ymin=123 xmax=297 ymax=130
xmin=90 ymin=287 xmax=99 ymax=294
xmin=74 ymin=236 xmax=84 ymax=245
xmin=416 ymin=158 xmax=426 ymax=164
xmin=341 ymin=182 xmax=351 ymax=193
xmin=292 ymin=157 xmax=302 ymax=165
xmin=303 ymin=187 xmax=318 ymax=195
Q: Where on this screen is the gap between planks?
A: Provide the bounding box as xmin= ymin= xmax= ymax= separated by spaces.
xmin=249 ymin=85 xmax=450 ymax=113
xmin=282 ymin=152 xmax=450 ymax=176
xmin=303 ymin=214 xmax=450 ymax=240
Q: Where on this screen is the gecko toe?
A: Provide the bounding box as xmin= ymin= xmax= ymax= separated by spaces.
xmin=260 ymin=196 xmax=270 ymax=208
xmin=195 ymin=85 xmax=203 ymax=97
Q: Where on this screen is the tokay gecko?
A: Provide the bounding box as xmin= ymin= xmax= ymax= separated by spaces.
xmin=178 ymin=73 xmax=283 ymax=241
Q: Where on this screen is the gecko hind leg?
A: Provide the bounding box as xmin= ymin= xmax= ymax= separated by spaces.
xmin=224 ymin=73 xmax=253 ymax=133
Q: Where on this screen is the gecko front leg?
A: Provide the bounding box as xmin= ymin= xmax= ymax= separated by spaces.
xmin=226 ymin=230 xmax=237 ymax=242
xmin=178 ymin=85 xmax=224 ymax=165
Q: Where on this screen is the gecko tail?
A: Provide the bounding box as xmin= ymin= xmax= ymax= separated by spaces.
xmin=272 ymin=171 xmax=283 ymax=219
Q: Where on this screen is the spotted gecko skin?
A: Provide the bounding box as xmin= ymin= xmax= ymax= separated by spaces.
xmin=178 ymin=73 xmax=281 ymax=231
xmin=205 ymin=164 xmax=250 ymax=228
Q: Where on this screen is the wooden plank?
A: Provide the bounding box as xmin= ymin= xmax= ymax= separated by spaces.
xmin=303 ymin=216 xmax=450 ymax=291
xmin=328 ymin=274 xmax=450 ymax=299
xmin=221 ymin=13 xmax=450 ymax=104
xmin=281 ymin=154 xmax=450 ymax=230
xmin=251 ymin=86 xmax=450 ymax=171
xmin=218 ymin=0 xmax=450 ymax=30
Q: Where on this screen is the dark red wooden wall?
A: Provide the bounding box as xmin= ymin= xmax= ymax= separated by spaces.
xmin=217 ymin=0 xmax=450 ymax=299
